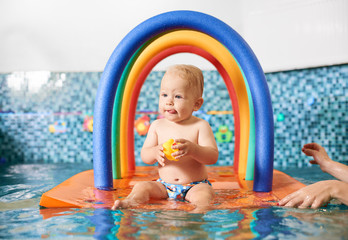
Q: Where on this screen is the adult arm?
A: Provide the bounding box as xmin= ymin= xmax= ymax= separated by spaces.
xmin=303 ymin=143 xmax=348 ymax=183
xmin=279 ymin=180 xmax=348 ymax=208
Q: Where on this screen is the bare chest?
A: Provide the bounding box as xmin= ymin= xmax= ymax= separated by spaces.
xmin=157 ymin=124 xmax=199 ymax=144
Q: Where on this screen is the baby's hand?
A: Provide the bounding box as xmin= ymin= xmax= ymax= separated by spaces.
xmin=154 ymin=145 xmax=166 ymax=167
xmin=162 ymin=139 xmax=180 ymax=161
xmin=171 ymin=139 xmax=196 ymax=159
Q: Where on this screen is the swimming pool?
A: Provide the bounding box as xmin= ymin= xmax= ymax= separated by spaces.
xmin=1 ymin=163 xmax=348 ymax=239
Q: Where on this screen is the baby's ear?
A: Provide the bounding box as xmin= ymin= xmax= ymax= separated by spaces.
xmin=194 ymin=97 xmax=204 ymax=111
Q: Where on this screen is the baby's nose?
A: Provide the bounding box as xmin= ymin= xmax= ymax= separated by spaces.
xmin=166 ymin=98 xmax=173 ymax=105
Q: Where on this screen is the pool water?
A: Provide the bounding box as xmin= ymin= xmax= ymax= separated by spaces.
xmin=1 ymin=163 xmax=348 ymax=239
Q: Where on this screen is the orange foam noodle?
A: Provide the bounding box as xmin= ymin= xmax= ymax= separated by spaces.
xmin=40 ymin=166 xmax=305 ymax=213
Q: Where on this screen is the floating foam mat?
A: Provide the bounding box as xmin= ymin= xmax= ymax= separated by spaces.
xmin=40 ymin=166 xmax=304 ymax=211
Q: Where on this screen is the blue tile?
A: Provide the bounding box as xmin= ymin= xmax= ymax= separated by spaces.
xmin=0 ymin=65 xmax=347 ymax=167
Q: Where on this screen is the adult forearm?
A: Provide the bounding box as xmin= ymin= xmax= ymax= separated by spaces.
xmin=323 ymin=161 xmax=348 ymax=183
xmin=332 ymin=181 xmax=348 ymax=205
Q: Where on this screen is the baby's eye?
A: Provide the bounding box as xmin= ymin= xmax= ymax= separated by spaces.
xmin=175 ymin=95 xmax=183 ymax=99
xmin=161 ymin=93 xmax=168 ymax=97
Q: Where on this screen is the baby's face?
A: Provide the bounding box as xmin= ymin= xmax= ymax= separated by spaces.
xmin=159 ymin=72 xmax=199 ymax=123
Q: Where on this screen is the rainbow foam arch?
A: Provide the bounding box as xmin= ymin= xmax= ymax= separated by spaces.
xmin=93 ymin=10 xmax=274 ymax=192
xmin=40 ymin=11 xmax=308 ymax=211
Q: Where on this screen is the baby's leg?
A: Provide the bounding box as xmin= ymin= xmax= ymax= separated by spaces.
xmin=185 ymin=183 xmax=215 ymax=212
xmin=112 ymin=181 xmax=167 ymax=210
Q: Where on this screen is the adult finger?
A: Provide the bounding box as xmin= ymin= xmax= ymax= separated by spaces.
xmin=279 ymin=191 xmax=299 ymax=206
xmin=302 ymin=148 xmax=316 ymax=157
xmin=311 ymin=195 xmax=329 ymax=209
xmin=298 ymin=196 xmax=315 ymax=209
xmin=284 ymin=197 xmax=304 ymax=208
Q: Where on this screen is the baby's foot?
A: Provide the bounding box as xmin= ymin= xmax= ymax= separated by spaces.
xmin=190 ymin=205 xmax=214 ymax=214
xmin=111 ymin=199 xmax=137 ymax=210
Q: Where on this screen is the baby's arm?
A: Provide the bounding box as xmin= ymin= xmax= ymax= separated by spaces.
xmin=303 ymin=143 xmax=348 ymax=182
xmin=173 ymin=120 xmax=218 ymax=165
xmin=140 ymin=121 xmax=166 ymax=166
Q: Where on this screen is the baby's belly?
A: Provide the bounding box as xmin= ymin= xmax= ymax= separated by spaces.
xmin=158 ymin=161 xmax=208 ymax=185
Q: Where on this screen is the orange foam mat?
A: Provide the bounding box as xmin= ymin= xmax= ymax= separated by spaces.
xmin=40 ymin=166 xmax=305 ymax=212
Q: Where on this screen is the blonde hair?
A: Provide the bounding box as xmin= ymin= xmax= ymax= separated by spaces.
xmin=166 ymin=64 xmax=204 ymax=97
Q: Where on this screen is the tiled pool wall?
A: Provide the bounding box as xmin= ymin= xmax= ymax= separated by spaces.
xmin=0 ymin=64 xmax=347 ymax=168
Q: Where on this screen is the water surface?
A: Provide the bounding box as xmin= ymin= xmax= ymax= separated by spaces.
xmin=1 ymin=163 xmax=347 ymax=239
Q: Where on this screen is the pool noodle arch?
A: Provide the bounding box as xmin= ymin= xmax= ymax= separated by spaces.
xmin=109 ymin=32 xmax=246 ymax=179
xmin=93 ymin=10 xmax=274 ymax=192
xmin=126 ymin=45 xmax=241 ymax=178
xmin=117 ymin=30 xmax=253 ymax=184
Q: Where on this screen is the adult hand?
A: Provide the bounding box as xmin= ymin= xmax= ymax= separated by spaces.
xmin=279 ymin=180 xmax=338 ymax=209
xmin=302 ymin=143 xmax=332 ymax=168
xmin=303 ymin=143 xmax=348 ymax=182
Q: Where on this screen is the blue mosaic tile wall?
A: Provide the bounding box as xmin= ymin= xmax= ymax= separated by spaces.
xmin=0 ymin=64 xmax=347 ymax=167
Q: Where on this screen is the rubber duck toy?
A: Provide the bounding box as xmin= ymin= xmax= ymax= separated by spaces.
xmin=162 ymin=139 xmax=180 ymax=161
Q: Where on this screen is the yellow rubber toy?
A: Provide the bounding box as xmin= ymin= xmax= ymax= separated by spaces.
xmin=162 ymin=139 xmax=179 ymax=161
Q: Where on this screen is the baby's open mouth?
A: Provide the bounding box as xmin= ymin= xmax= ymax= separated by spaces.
xmin=166 ymin=109 xmax=177 ymax=114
